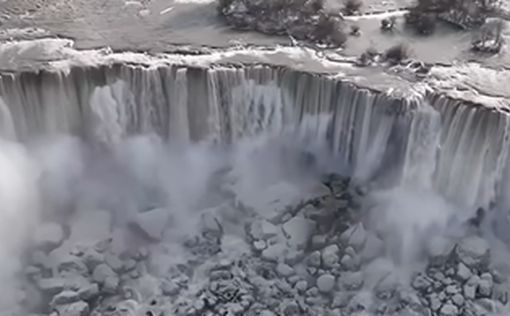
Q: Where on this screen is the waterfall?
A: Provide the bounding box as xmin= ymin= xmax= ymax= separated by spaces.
xmin=0 ymin=63 xmax=509 ymax=212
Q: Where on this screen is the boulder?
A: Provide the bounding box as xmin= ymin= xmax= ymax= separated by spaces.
xmin=282 ymin=216 xmax=315 ymax=250
xmin=50 ymin=291 xmax=80 ymax=308
xmin=129 ymin=207 xmax=171 ymax=241
xmin=316 ymin=274 xmax=335 ymax=293
xmin=439 ymin=303 xmax=458 ymax=316
xmin=456 ymin=236 xmax=490 ymax=268
xmin=321 ymin=245 xmax=340 ymax=268
xmin=54 ymin=301 xmax=89 ymax=316
xmin=37 ymin=278 xmax=66 ymax=296
xmin=340 ymin=223 xmax=367 ymax=251
xmin=32 ymin=222 xmax=64 ymax=252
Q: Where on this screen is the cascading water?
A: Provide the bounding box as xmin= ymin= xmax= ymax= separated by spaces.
xmin=0 ymin=63 xmax=507 ymax=211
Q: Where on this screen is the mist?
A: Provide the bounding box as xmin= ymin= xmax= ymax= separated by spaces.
xmin=0 ymin=114 xmax=509 ymax=315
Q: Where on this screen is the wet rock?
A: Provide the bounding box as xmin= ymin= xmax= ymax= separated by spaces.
xmin=317 ymin=274 xmax=335 ymax=293
xmin=340 ymin=223 xmax=367 ymax=251
xmin=429 ymin=293 xmax=441 ymax=311
xmin=282 ymin=216 xmax=314 ymax=250
xmin=338 ymin=271 xmax=364 ymax=291
xmin=412 ymin=274 xmax=432 ymax=292
xmin=456 ymin=236 xmax=490 ymax=268
xmin=311 ymin=235 xmax=327 ymax=249
xmin=104 ymin=253 xmax=124 ymax=272
xmin=452 ymin=293 xmax=464 ymax=306
xmin=50 ymin=290 xmax=80 ymax=308
xmin=321 ymin=245 xmax=339 ymax=269
xmin=439 ymin=303 xmax=458 ymax=316
xmin=276 ymin=263 xmax=294 ymax=278
xmin=54 ymin=301 xmax=89 ymax=316
xmin=347 ymin=291 xmax=372 ymax=312
xmin=295 ymin=280 xmax=308 ymax=293
xmin=253 ymin=240 xmax=267 ymax=251
xmin=457 ymin=262 xmax=472 ymax=281
xmin=307 ymin=251 xmax=322 ymax=267
xmin=464 ymin=276 xmax=478 ymax=300
xmin=261 ymin=242 xmax=287 ymax=262
xmin=161 ymin=279 xmax=180 ymax=296
xmin=129 ymin=207 xmax=171 ymax=241
xmin=77 ymin=282 xmax=99 ymax=300
xmin=92 ymin=263 xmax=116 ymax=283
xmin=82 ymin=249 xmax=104 ymax=270
xmin=33 ymin=222 xmax=64 ymax=252
xmin=478 ymin=273 xmax=493 ymax=297
xmin=446 ymin=285 xmax=459 ymax=295
xmin=37 ymin=278 xmax=66 ymax=296
xmin=332 ymin=291 xmax=351 ymax=308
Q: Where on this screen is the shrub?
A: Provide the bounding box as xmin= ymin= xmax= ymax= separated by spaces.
xmin=384 ymin=43 xmax=411 ymax=64
xmin=343 ymin=0 xmax=363 ymax=15
xmin=350 ymin=24 xmax=361 ymax=36
xmin=381 ymin=16 xmax=397 ymax=32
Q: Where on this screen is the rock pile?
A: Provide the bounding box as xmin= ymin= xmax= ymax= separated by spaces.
xmin=217 ymin=0 xmax=348 ymax=47
xmin=17 ymin=173 xmax=510 ymax=316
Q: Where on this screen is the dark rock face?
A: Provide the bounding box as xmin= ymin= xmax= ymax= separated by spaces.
xmin=217 ymin=0 xmax=347 ymax=47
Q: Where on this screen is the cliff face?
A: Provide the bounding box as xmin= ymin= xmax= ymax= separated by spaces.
xmin=0 ymin=62 xmax=508 ymax=211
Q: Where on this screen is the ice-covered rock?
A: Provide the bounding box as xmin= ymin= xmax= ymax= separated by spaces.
xmin=316 ymin=274 xmax=335 ymax=293
xmin=456 ymin=236 xmax=490 ymax=268
xmin=282 ymin=216 xmax=314 ymax=250
xmin=32 ymin=222 xmax=64 ymax=251
xmin=129 ymin=207 xmax=171 ymax=241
